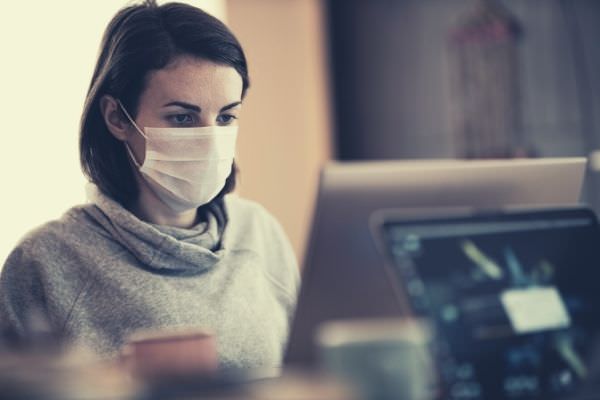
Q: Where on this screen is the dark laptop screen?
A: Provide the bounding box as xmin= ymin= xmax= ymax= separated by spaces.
xmin=382 ymin=208 xmax=600 ymax=400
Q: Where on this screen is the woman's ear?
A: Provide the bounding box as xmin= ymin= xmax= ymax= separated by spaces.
xmin=100 ymin=95 xmax=130 ymax=141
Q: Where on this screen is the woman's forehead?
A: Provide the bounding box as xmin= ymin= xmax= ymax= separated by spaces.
xmin=142 ymin=57 xmax=243 ymax=107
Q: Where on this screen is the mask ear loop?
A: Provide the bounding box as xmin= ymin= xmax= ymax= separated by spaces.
xmin=117 ymin=99 xmax=146 ymax=168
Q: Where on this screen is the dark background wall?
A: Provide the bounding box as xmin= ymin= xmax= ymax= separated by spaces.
xmin=326 ymin=0 xmax=600 ymax=161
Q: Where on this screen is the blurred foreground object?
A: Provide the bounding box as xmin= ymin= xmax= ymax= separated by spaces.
xmin=123 ymin=327 xmax=218 ymax=380
xmin=248 ymin=370 xmax=355 ymax=400
xmin=0 ymin=347 xmax=138 ymax=400
xmin=0 ymin=345 xmax=353 ymax=399
xmin=317 ymin=318 xmax=434 ymax=400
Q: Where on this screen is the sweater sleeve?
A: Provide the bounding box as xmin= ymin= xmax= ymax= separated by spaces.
xmin=0 ymin=244 xmax=50 ymax=347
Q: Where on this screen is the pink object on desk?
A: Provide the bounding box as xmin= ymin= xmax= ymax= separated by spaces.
xmin=123 ymin=327 xmax=218 ymax=379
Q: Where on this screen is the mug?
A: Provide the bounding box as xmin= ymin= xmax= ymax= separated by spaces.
xmin=317 ymin=318 xmax=434 ymax=400
xmin=123 ymin=327 xmax=218 ymax=380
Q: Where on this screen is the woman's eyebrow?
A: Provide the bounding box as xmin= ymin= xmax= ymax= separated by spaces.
xmin=162 ymin=101 xmax=201 ymax=112
xmin=220 ymin=101 xmax=242 ymax=112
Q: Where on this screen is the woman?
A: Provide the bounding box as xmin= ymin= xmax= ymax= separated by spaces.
xmin=0 ymin=1 xmax=299 ymax=370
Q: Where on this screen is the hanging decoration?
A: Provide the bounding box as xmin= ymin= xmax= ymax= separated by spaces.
xmin=448 ymin=0 xmax=524 ymax=158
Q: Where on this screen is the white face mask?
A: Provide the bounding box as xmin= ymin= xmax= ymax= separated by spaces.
xmin=118 ymin=101 xmax=238 ymax=212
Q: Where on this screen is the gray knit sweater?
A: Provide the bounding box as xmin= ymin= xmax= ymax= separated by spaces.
xmin=0 ymin=185 xmax=300 ymax=369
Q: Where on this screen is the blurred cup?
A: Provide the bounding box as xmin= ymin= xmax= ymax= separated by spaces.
xmin=123 ymin=327 xmax=218 ymax=380
xmin=317 ymin=318 xmax=434 ymax=400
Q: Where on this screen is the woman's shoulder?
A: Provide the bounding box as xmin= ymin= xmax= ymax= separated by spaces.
xmin=223 ymin=195 xmax=300 ymax=303
xmin=224 ymin=195 xmax=279 ymax=230
xmin=3 ymin=204 xmax=105 ymax=271
xmin=223 ymin=195 xmax=294 ymax=249
xmin=13 ymin=206 xmax=94 ymax=250
xmin=224 ymin=194 xmax=268 ymax=216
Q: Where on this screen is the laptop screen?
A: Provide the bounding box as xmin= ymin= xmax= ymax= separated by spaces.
xmin=381 ymin=208 xmax=600 ymax=400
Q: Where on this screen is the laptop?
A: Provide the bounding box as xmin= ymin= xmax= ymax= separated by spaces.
xmin=371 ymin=206 xmax=600 ymax=400
xmin=284 ymin=157 xmax=587 ymax=366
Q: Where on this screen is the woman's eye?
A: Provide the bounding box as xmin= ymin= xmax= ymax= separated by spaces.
xmin=217 ymin=114 xmax=237 ymax=125
xmin=170 ymin=114 xmax=194 ymax=125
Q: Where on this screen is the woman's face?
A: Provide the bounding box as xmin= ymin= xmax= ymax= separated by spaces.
xmin=127 ymin=55 xmax=244 ymax=164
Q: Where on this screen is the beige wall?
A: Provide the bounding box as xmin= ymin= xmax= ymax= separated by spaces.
xmin=191 ymin=0 xmax=227 ymax=21
xmin=227 ymin=0 xmax=333 ymax=265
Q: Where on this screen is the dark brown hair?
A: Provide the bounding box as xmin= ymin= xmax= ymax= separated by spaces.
xmin=80 ymin=0 xmax=249 ymax=206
